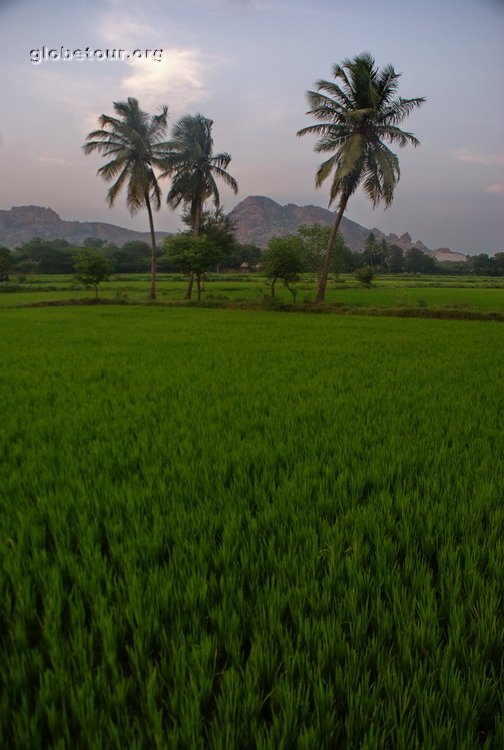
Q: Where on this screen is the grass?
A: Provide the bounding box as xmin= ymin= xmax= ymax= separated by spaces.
xmin=1 ymin=305 xmax=503 ymax=748
xmin=1 ymin=273 xmax=503 ymax=315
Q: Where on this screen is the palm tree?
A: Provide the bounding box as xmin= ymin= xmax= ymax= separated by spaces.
xmin=83 ymin=98 xmax=170 ymax=300
xmin=297 ymin=53 xmax=425 ymax=303
xmin=160 ymin=114 xmax=238 ymax=299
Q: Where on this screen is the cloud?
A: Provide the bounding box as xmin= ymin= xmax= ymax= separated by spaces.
xmin=36 ymin=155 xmax=73 ymax=165
xmin=33 ymin=69 xmax=117 ymax=135
xmin=119 ymin=49 xmax=208 ymax=114
xmin=96 ymin=15 xmax=159 ymax=49
xmin=94 ymin=6 xmax=210 ymax=115
xmin=484 ymin=183 xmax=504 ymax=195
xmin=456 ymin=147 xmax=504 ymax=166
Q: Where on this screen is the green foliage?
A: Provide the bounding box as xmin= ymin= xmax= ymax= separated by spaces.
xmin=494 ymin=252 xmax=504 ymax=276
xmin=354 ymin=264 xmax=374 ymax=286
xmin=470 ymin=253 xmax=497 ymax=276
xmin=183 ymin=207 xmax=239 ymax=267
xmin=13 ymin=238 xmax=76 ymax=274
xmin=83 ymin=236 xmax=105 ymax=249
xmin=105 ymin=241 xmax=151 ymax=273
xmin=73 ymin=249 xmax=111 ymax=297
xmin=361 ymin=234 xmax=391 ymax=272
xmin=225 ymin=243 xmax=262 ymax=271
xmin=262 ymin=235 xmax=305 ymax=299
xmin=164 ymin=234 xmax=222 ymax=299
xmin=0 ymin=307 xmax=502 ymax=747
xmin=83 ymin=97 xmax=171 ymax=299
xmin=296 ymin=224 xmax=353 ymax=275
xmin=161 ymin=114 xmax=238 ymax=236
xmin=0 ymin=246 xmax=11 ymax=282
xmin=404 ymin=247 xmax=437 ymax=274
xmin=297 ymin=52 xmax=425 ymax=302
xmin=388 ymin=244 xmax=405 ymax=273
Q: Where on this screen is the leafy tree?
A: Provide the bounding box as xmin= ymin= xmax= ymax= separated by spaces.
xmin=74 ymin=250 xmax=111 ymax=298
xmin=160 ymin=114 xmax=238 ymax=298
xmin=378 ymin=238 xmax=390 ymax=272
xmin=297 ymin=52 xmax=425 ymax=303
xmin=83 ymin=98 xmax=170 ymax=300
xmin=262 ymin=236 xmax=305 ymax=301
xmin=224 ymin=243 xmax=262 ymax=271
xmin=183 ymin=207 xmax=239 ymax=270
xmin=470 ymin=253 xmax=496 ymax=276
xmin=388 ymin=244 xmax=405 ymax=273
xmin=0 ymin=246 xmax=12 ymax=282
xmin=297 ymin=224 xmax=331 ymax=273
xmin=106 ymin=241 xmax=151 ymax=273
xmin=436 ymin=261 xmax=469 ymax=276
xmin=164 ymin=234 xmax=222 ymax=300
xmin=12 ymin=238 xmax=75 ymax=274
xmin=83 ymin=237 xmax=105 ymax=248
xmin=493 ymin=252 xmax=504 ymax=276
xmin=354 ymin=265 xmax=374 ymax=286
xmin=404 ymin=247 xmax=437 ymax=274
xmin=362 ymin=233 xmax=383 ymax=270
xmin=296 ymin=225 xmax=351 ymax=275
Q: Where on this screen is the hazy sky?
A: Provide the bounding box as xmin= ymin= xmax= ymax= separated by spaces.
xmin=1 ymin=0 xmax=503 ymax=253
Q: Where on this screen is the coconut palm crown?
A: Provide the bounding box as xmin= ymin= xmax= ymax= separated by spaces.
xmin=160 ymin=113 xmax=238 ymax=298
xmin=161 ymin=113 xmax=238 ymax=236
xmin=83 ymin=97 xmax=171 ymax=299
xmin=297 ymin=52 xmax=425 ymax=303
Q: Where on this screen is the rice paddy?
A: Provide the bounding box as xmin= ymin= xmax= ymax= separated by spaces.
xmin=1 ymin=304 xmax=503 ymax=748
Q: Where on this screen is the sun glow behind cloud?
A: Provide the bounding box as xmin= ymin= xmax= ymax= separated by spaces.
xmin=455 ymin=148 xmax=504 ymax=167
xmin=119 ymin=50 xmax=208 ymax=114
xmin=484 ymin=183 xmax=504 ymax=195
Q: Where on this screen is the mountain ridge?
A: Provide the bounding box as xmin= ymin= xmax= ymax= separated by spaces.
xmin=228 ymin=196 xmax=467 ymax=261
xmin=0 ymin=201 xmax=468 ymax=262
xmin=0 ymin=205 xmax=169 ymax=249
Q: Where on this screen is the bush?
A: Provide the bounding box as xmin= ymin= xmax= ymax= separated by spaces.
xmin=354 ymin=265 xmax=374 ymax=287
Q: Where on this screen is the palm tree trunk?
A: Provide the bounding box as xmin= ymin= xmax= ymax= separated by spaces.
xmin=184 ymin=201 xmax=203 ymax=300
xmin=145 ymin=193 xmax=157 ymax=301
xmin=316 ymin=195 xmax=349 ymax=304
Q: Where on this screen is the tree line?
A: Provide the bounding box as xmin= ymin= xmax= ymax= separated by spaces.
xmin=0 ymin=226 xmax=261 ymax=278
xmin=1 ymin=225 xmax=502 ymax=290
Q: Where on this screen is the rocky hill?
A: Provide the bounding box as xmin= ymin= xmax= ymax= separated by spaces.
xmin=228 ymin=196 xmax=370 ymax=251
xmin=0 ymin=206 xmax=169 ymax=249
xmin=429 ymin=247 xmax=468 ymax=263
xmin=1 ymin=200 xmax=468 ymax=262
xmin=229 ymin=196 xmax=468 ymax=261
xmin=374 ymin=230 xmax=431 ymax=255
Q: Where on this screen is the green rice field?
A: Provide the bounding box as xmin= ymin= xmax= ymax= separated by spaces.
xmin=1 ymin=304 xmax=503 ymax=748
xmin=1 ymin=273 xmax=504 ymax=314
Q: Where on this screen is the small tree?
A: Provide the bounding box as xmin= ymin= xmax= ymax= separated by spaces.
xmin=388 ymin=244 xmax=405 ymax=273
xmin=404 ymin=247 xmax=437 ymax=274
xmin=74 ymin=250 xmax=111 ymax=298
xmin=494 ymin=252 xmax=504 ymax=277
xmin=164 ymin=234 xmax=222 ymax=300
xmin=296 ymin=224 xmax=353 ymax=276
xmin=470 ymin=253 xmax=496 ymax=276
xmin=182 ymin=207 xmax=239 ymax=267
xmin=0 ymin=246 xmax=11 ymax=282
xmin=354 ymin=265 xmax=374 ymax=287
xmin=262 ymin=236 xmax=305 ymax=301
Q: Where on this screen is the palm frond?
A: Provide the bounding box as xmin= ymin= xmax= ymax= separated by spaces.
xmin=298 ymin=53 xmax=424 ymax=211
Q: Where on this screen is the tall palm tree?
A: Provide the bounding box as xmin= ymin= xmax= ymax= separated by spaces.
xmin=297 ymin=53 xmax=425 ymax=303
xmin=160 ymin=114 xmax=238 ymax=299
xmin=83 ymin=98 xmax=170 ymax=300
